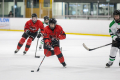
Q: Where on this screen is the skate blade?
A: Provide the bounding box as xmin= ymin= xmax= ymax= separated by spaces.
xmin=23 ymin=53 xmax=26 ymax=55
xmin=105 ymin=66 xmax=110 ymax=68
xmin=63 ymin=66 xmax=67 ymax=68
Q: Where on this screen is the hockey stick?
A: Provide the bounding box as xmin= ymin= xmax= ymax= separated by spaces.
xmin=37 ymin=50 xmax=49 ymax=72
xmin=39 ymin=39 xmax=44 ymax=49
xmin=35 ymin=38 xmax=40 ymax=58
xmin=60 ymin=47 xmax=62 ymax=52
xmin=83 ymin=43 xmax=112 ymax=51
xmin=119 ymin=53 xmax=120 ymax=66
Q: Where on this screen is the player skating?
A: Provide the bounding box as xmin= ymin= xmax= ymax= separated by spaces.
xmin=14 ymin=13 xmax=44 ymax=55
xmin=106 ymin=10 xmax=120 ymax=67
xmin=39 ymin=16 xmax=49 ymax=49
xmin=43 ymin=18 xmax=66 ymax=67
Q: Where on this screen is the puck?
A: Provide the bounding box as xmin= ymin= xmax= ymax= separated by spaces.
xmin=31 ymin=70 xmax=34 ymax=72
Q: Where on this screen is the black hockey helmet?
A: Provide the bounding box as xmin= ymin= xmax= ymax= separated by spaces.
xmin=44 ymin=16 xmax=49 ymax=20
xmin=32 ymin=13 xmax=37 ymax=23
xmin=49 ymin=18 xmax=57 ymax=30
xmin=32 ymin=13 xmax=37 ymax=18
xmin=49 ymin=18 xmax=57 ymax=24
xmin=113 ymin=10 xmax=120 ymax=16
xmin=113 ymin=10 xmax=120 ymax=23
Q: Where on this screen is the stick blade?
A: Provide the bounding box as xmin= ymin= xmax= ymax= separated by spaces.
xmin=37 ymin=68 xmax=39 ymax=72
xmin=83 ymin=43 xmax=90 ymax=51
xmin=35 ymin=56 xmax=40 ymax=58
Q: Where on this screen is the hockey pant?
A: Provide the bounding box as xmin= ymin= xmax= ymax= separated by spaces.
xmin=44 ymin=46 xmax=65 ymax=64
xmin=17 ymin=32 xmax=37 ymax=51
xmin=109 ymin=47 xmax=120 ymax=62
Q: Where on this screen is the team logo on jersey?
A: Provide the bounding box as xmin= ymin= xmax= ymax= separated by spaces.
xmin=30 ymin=26 xmax=36 ymax=31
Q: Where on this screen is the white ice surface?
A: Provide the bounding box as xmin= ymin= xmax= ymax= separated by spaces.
xmin=0 ymin=31 xmax=120 ymax=80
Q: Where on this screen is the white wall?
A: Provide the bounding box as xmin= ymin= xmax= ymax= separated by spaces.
xmin=58 ymin=19 xmax=110 ymax=35
xmin=10 ymin=18 xmax=31 ymax=30
xmin=9 ymin=18 xmax=111 ymax=35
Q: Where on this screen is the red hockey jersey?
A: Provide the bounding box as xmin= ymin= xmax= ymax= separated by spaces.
xmin=24 ymin=19 xmax=44 ymax=33
xmin=44 ymin=25 xmax=66 ymax=43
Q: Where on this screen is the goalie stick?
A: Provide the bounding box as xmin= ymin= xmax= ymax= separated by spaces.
xmin=83 ymin=43 xmax=112 ymax=51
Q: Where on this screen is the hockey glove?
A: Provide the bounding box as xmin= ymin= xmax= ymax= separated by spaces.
xmin=46 ymin=42 xmax=51 ymax=51
xmin=116 ymin=38 xmax=120 ymax=42
xmin=25 ymin=29 xmax=31 ymax=35
xmin=37 ymin=33 xmax=42 ymax=38
xmin=51 ymin=38 xmax=59 ymax=47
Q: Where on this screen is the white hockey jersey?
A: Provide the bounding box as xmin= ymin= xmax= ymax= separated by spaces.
xmin=42 ymin=22 xmax=49 ymax=27
xmin=38 ymin=21 xmax=48 ymax=33
xmin=109 ymin=20 xmax=120 ymax=40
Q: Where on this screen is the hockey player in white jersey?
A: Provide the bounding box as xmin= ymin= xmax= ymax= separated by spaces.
xmin=42 ymin=16 xmax=49 ymax=27
xmin=106 ymin=10 xmax=120 ymax=67
xmin=39 ymin=16 xmax=49 ymax=49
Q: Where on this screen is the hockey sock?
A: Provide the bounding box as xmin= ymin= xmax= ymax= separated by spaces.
xmin=17 ymin=37 xmax=26 ymax=50
xmin=109 ymin=56 xmax=116 ymax=63
xmin=25 ymin=37 xmax=33 ymax=51
xmin=44 ymin=49 xmax=55 ymax=57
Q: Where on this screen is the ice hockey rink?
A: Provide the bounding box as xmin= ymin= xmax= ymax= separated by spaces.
xmin=0 ymin=31 xmax=120 ymax=80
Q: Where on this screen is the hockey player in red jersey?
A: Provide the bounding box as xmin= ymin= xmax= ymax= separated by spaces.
xmin=14 ymin=13 xmax=44 ymax=55
xmin=43 ymin=18 xmax=66 ymax=67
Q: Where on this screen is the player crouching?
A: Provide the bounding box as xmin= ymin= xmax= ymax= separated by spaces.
xmin=14 ymin=13 xmax=44 ymax=55
xmin=43 ymin=18 xmax=66 ymax=67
